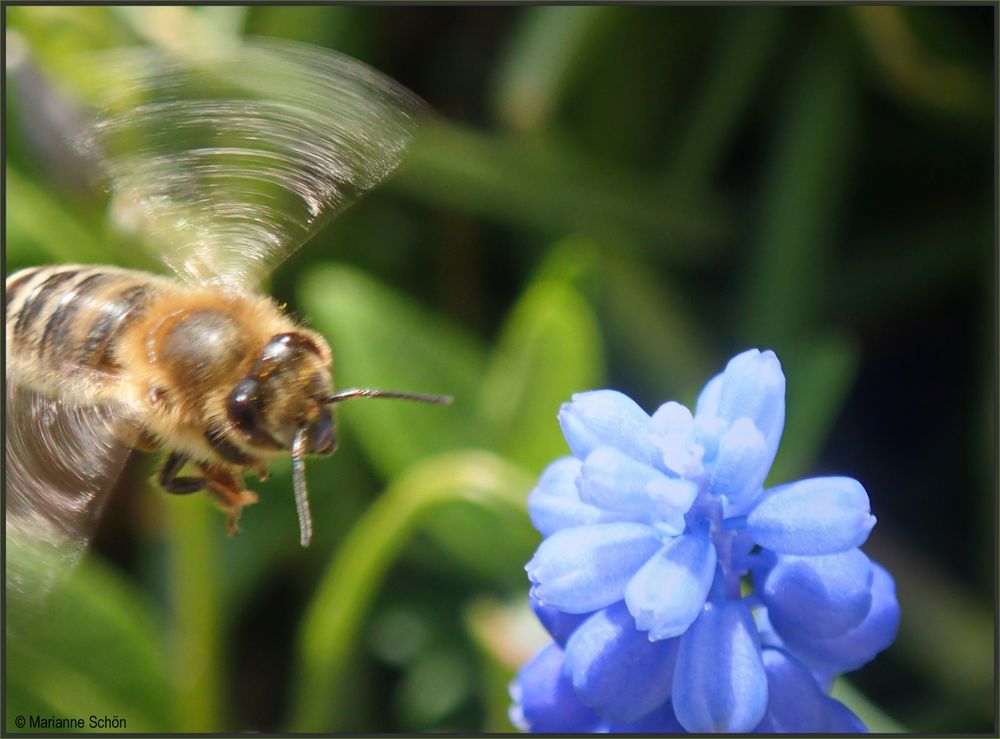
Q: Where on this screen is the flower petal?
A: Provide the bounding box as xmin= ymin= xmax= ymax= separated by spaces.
xmin=528 ymin=457 xmax=638 ymax=536
xmin=579 ymin=446 xmax=696 ymax=532
xmin=710 ymin=418 xmax=771 ymax=503
xmin=754 ymin=647 xmax=867 ymax=732
xmin=695 ymin=373 xmax=723 ymax=418
xmin=650 ymin=401 xmax=694 ymax=437
xmin=761 ymin=549 xmax=874 ymax=639
xmin=779 ymin=561 xmax=900 ymax=674
xmin=824 ymin=698 xmax=869 ymax=732
xmin=527 ymin=523 xmax=661 ymax=614
xmin=626 ymin=533 xmax=717 ymax=640
xmin=673 ymin=599 xmax=768 ymax=733
xmin=558 ymin=390 xmax=658 ymax=464
xmin=510 ymin=642 xmax=603 ymax=732
xmin=530 ymin=594 xmax=592 ymax=647
xmin=714 ymin=348 xmax=785 ymax=451
xmin=605 ymin=702 xmax=687 ymax=733
xmin=747 ymin=477 xmax=876 ymax=555
xmin=564 ymin=602 xmax=678 ymax=723
xmin=692 ymin=412 xmax=728 ymax=465
xmin=650 ymin=402 xmax=698 ymax=476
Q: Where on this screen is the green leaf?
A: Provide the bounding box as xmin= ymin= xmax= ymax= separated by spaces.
xmin=299 ymin=264 xmax=487 ymax=479
xmin=289 ymin=450 xmax=535 ymax=731
xmin=868 ymin=535 xmax=994 ymax=713
xmin=521 ymin=236 xmax=714 ymax=408
xmin=492 ymin=6 xmax=613 ymax=132
xmin=740 ymin=19 xmax=858 ymax=347
xmin=530 ymin=234 xmax=604 ymax=295
xmin=850 ymin=7 xmax=991 ymax=120
xmin=767 ymin=334 xmax=860 ymax=484
xmin=111 ymin=6 xmax=247 ymax=50
xmin=247 ymin=6 xmax=374 ymax=56
xmin=665 ymin=8 xmax=783 ymax=198
xmin=416 ymin=496 xmax=539 ymax=589
xmin=393 ymin=121 xmax=725 ymax=261
xmin=7 ymin=6 xmax=137 ymax=69
xmin=5 ymin=165 xmax=108 ymax=267
xmin=831 ymin=679 xmax=906 ymax=733
xmin=602 ymin=254 xmax=715 ymax=402
xmin=161 ymin=494 xmax=226 ymax=731
xmin=480 ymin=278 xmax=604 ymax=472
xmin=7 ymin=556 xmax=175 ymax=732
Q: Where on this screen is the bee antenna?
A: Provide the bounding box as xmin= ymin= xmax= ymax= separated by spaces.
xmin=292 ymin=427 xmax=313 ymax=548
xmin=323 ymin=388 xmax=453 ymax=406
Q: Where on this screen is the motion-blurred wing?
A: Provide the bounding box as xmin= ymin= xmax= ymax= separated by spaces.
xmin=77 ymin=39 xmax=424 ymax=288
xmin=5 ymin=384 xmax=137 ymax=602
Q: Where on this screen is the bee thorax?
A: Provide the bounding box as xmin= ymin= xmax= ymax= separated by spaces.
xmin=155 ymin=308 xmax=250 ymax=388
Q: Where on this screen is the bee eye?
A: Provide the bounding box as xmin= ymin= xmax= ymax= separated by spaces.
xmin=227 ymin=378 xmax=262 ymax=436
xmin=306 ymin=409 xmax=335 ymax=455
xmin=260 ymin=332 xmax=322 ymax=363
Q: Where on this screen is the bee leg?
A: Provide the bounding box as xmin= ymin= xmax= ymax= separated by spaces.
xmin=158 ymin=452 xmax=205 ymax=494
xmin=200 ymin=465 xmax=259 ymax=536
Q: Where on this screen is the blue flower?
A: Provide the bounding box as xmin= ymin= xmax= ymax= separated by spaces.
xmin=512 ymin=349 xmax=899 ymax=733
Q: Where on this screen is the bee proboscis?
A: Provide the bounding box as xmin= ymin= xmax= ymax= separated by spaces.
xmin=5 ymin=38 xmax=450 ymax=598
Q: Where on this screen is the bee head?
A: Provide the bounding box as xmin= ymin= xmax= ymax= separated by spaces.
xmin=226 ymin=331 xmax=450 ymax=549
xmin=226 ymin=332 xmax=335 ymax=455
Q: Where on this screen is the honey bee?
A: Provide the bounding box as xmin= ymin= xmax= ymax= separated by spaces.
xmin=5 ymin=39 xmax=450 ymax=596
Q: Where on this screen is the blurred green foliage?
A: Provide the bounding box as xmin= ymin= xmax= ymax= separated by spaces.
xmin=4 ymin=5 xmax=994 ymax=733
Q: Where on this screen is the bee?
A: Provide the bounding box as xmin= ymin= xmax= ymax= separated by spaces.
xmin=5 ymin=39 xmax=449 ymax=596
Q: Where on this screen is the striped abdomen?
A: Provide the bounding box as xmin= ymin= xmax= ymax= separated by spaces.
xmin=5 ymin=265 xmax=164 ymax=395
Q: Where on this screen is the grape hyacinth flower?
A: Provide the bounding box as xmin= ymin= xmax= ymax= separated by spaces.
xmin=511 ymin=349 xmax=899 ymax=733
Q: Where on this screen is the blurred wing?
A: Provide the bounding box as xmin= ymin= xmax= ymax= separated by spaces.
xmin=5 ymin=383 xmax=137 ymax=603
xmin=77 ymin=39 xmax=424 ymax=288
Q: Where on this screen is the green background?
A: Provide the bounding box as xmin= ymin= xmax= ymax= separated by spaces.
xmin=4 ymin=5 xmax=994 ymax=733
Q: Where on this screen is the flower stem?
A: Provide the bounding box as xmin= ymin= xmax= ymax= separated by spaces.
xmin=165 ymin=496 xmax=224 ymax=731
